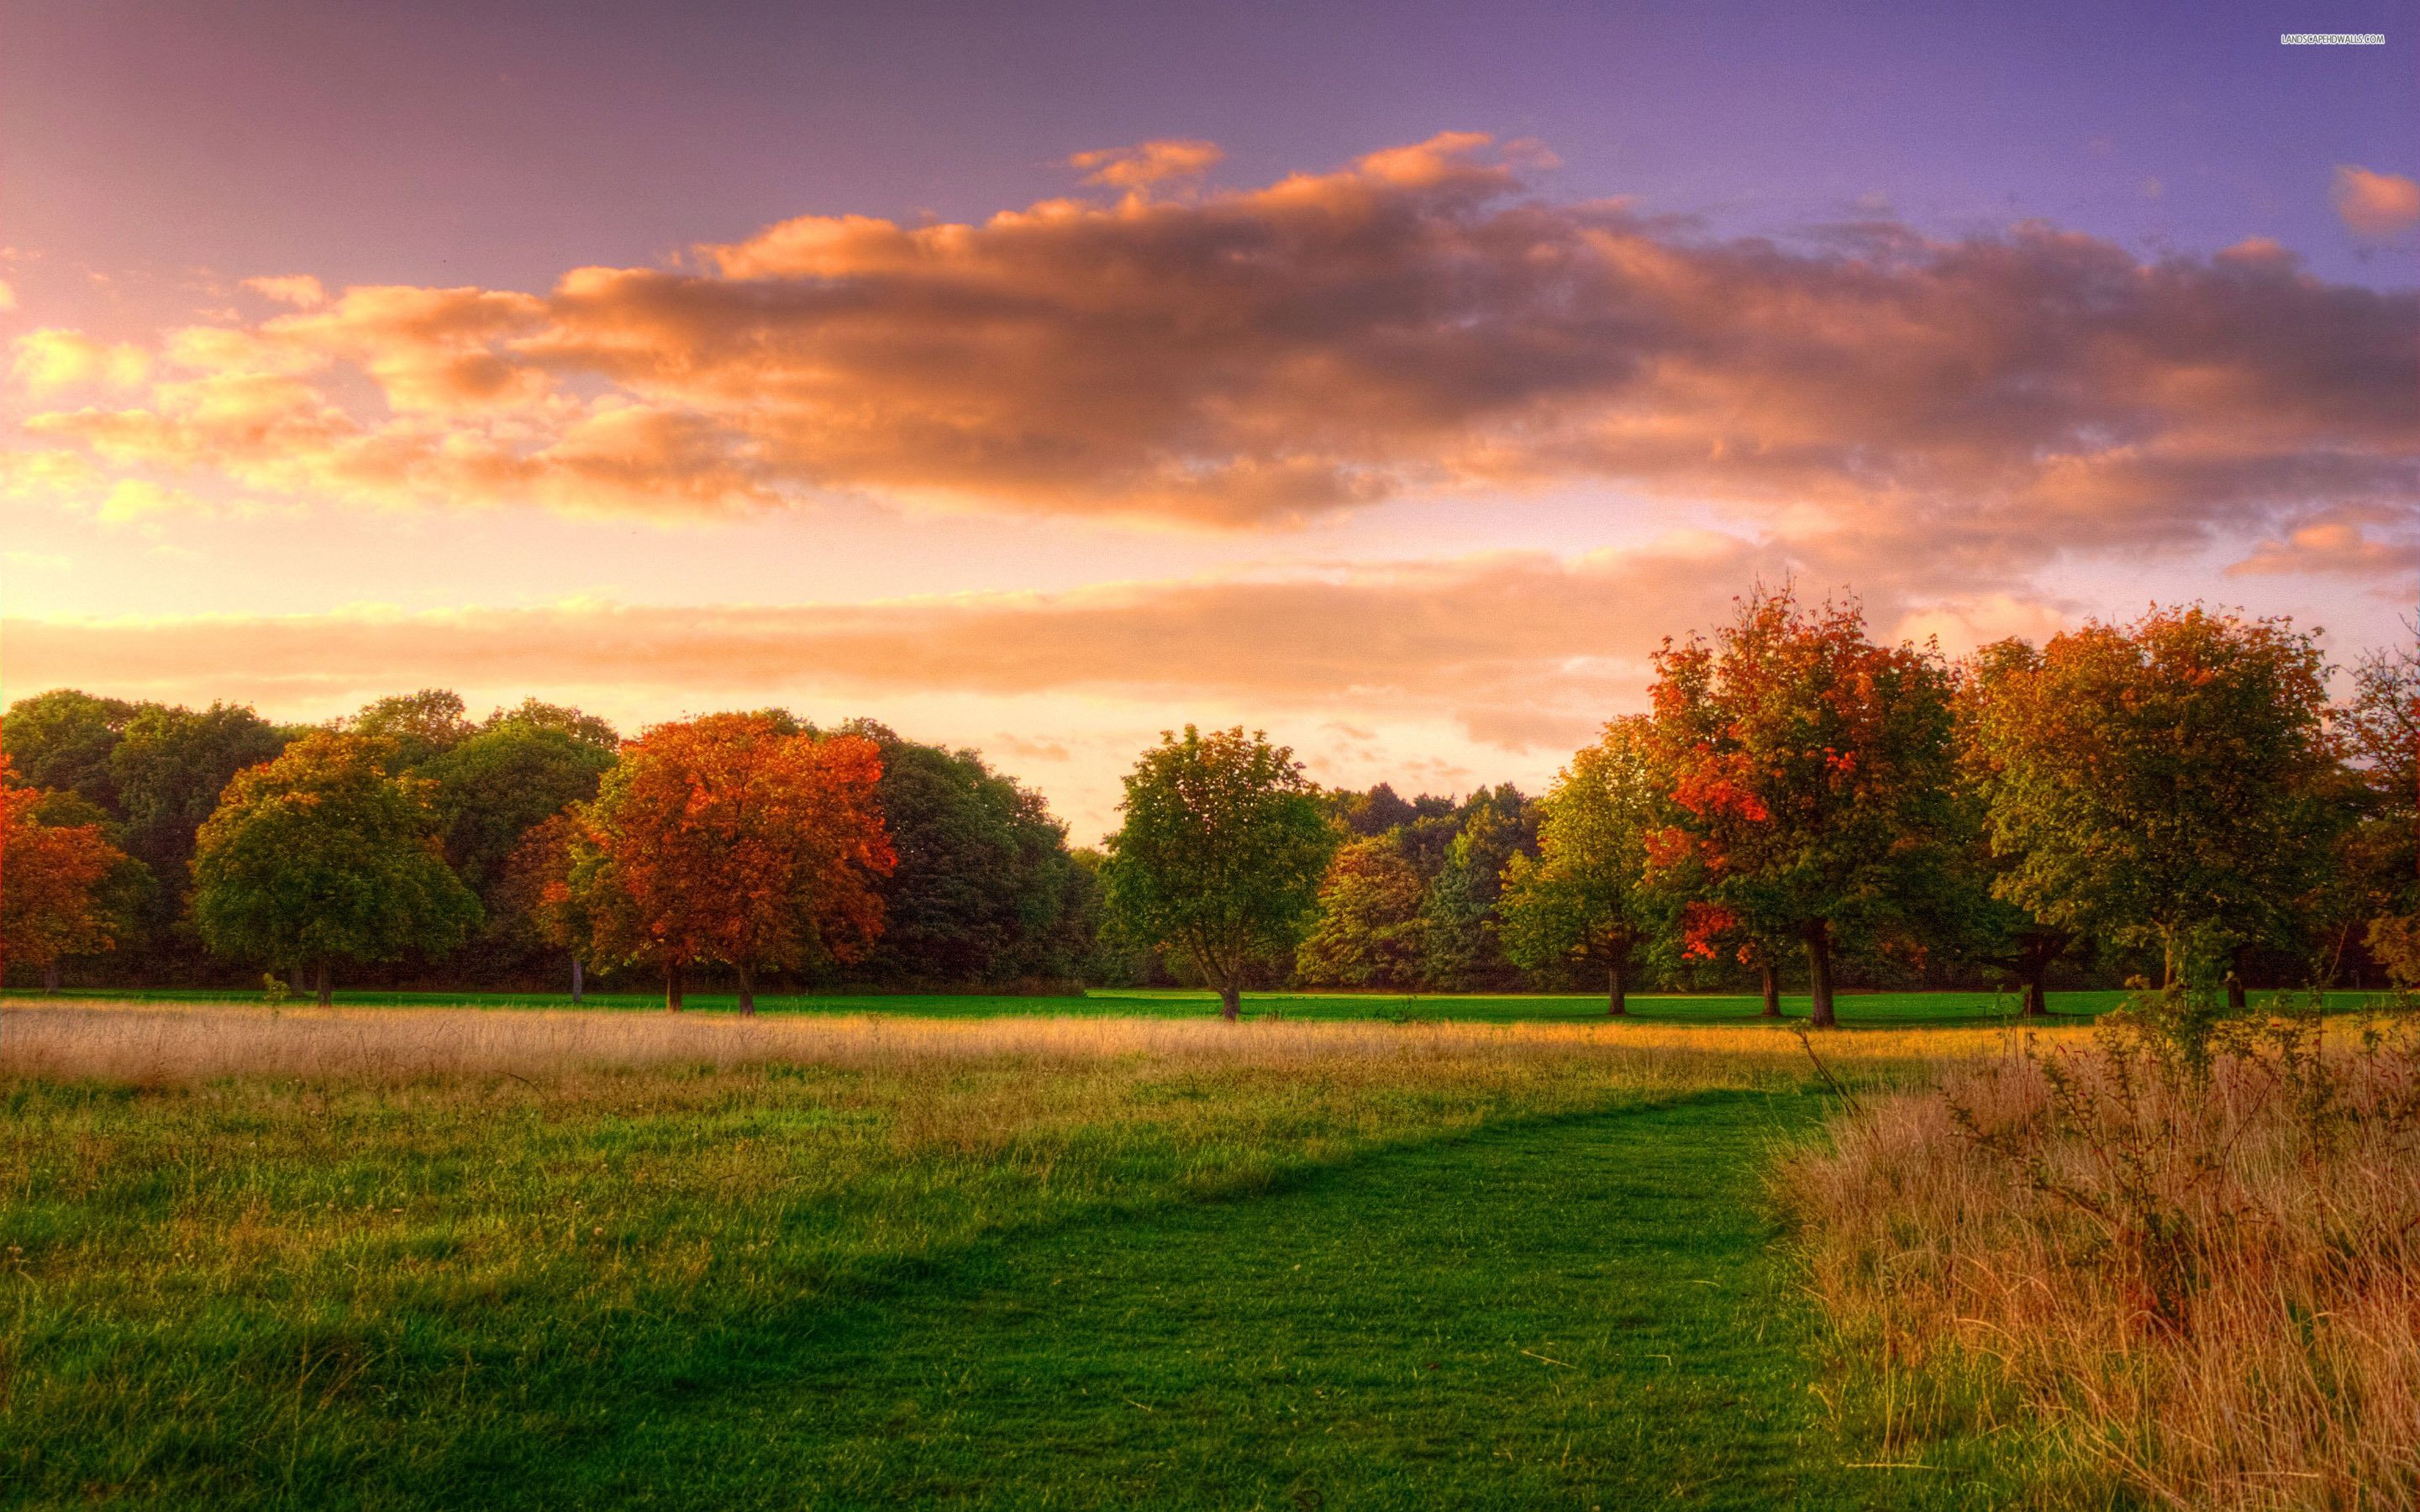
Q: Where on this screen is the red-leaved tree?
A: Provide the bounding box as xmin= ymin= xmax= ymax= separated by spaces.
xmin=1646 ymin=587 xmax=1960 ymax=1026
xmin=561 ymin=715 xmax=895 ymax=1012
xmin=2 ymin=754 xmax=134 ymax=987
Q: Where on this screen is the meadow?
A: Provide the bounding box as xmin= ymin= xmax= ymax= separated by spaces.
xmin=3 ymin=996 xmax=2410 ymax=1509
xmin=28 ymin=984 xmax=2358 ymax=1026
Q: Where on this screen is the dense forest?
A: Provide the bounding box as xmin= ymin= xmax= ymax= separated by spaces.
xmin=5 ymin=590 xmax=2416 ymax=1008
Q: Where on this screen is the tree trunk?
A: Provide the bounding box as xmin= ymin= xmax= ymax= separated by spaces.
xmin=666 ymin=962 xmax=685 ymax=1012
xmin=2021 ymin=959 xmax=2049 ymax=1019
xmin=1218 ymin=983 xmax=1241 ymax=1021
xmin=736 ymin=963 xmax=757 ymax=1018
xmin=43 ymin=960 xmax=60 ymax=994
xmin=313 ymin=960 xmax=332 ymax=1008
xmin=2225 ymin=945 xmax=2249 ymax=1011
xmin=571 ymin=957 xmax=584 ymax=1004
xmin=1803 ymin=923 xmax=1835 ymax=1028
xmin=1606 ymin=957 xmax=1628 ymax=1016
xmin=1760 ymin=957 xmax=1781 ymax=1017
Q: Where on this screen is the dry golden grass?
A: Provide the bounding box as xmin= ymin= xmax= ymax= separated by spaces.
xmin=0 ymin=999 xmax=2053 ymax=1087
xmin=1778 ymin=1013 xmax=2420 ymax=1510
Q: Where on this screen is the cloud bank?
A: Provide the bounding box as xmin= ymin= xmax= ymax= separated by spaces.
xmin=9 ymin=134 xmax=2412 ymax=576
xmin=3 ymin=543 xmax=1834 ymax=748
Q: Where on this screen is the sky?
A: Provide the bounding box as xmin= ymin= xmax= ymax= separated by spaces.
xmin=3 ymin=0 xmax=2416 ymax=841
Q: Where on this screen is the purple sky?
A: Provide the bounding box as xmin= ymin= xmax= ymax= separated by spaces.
xmin=4 ymin=0 xmax=2414 ymax=839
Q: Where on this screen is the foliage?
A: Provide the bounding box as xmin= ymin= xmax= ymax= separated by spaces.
xmin=1 ymin=757 xmax=135 ymax=974
xmin=1960 ymin=606 xmax=2335 ymax=992
xmin=1295 ymin=831 xmax=1429 ymax=988
xmin=481 ymin=696 xmax=619 ymax=751
xmin=563 ymin=715 xmax=895 ymax=1010
xmin=1 ymin=688 xmax=136 ymax=812
xmin=189 ymin=732 xmax=481 ymax=1000
xmin=1418 ymin=785 xmax=1539 ymax=990
xmin=1646 ymin=586 xmax=1960 ymax=1025
xmin=844 ymin=723 xmax=1089 ymax=989
xmin=108 ymin=701 xmax=291 ymax=937
xmin=422 ymin=723 xmax=617 ymax=895
xmin=351 ymin=688 xmax=476 ymax=769
xmin=1498 ymin=718 xmax=1666 ymax=1012
xmin=1101 ymin=727 xmax=1335 ymax=1018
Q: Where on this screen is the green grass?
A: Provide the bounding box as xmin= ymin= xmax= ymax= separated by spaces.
xmin=16 ymin=984 xmax=2379 ymax=1027
xmin=0 ymin=1030 xmax=2018 ymax=1509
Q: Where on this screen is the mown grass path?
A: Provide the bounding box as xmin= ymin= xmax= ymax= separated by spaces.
xmin=529 ymin=1093 xmax=1994 ymax=1510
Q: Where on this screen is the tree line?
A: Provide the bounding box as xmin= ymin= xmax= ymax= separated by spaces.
xmin=4 ymin=587 xmax=2414 ymax=1017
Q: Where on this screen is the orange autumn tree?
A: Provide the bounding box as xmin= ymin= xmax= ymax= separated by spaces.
xmin=561 ymin=714 xmax=895 ymax=1013
xmin=1645 ymin=587 xmax=1960 ymax=1027
xmin=1 ymin=754 xmax=134 ymax=987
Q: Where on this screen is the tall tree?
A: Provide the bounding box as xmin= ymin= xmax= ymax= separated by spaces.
xmin=2 ymin=689 xmax=136 ymax=814
xmin=191 ymin=732 xmax=480 ymax=1004
xmin=422 ymin=723 xmax=618 ymax=896
xmin=564 ymin=715 xmax=894 ymax=1013
xmin=1295 ymin=831 xmax=1428 ymax=988
xmin=2 ymin=757 xmax=137 ymax=988
xmin=1961 ymin=606 xmax=2334 ymax=1002
xmin=2340 ymin=634 xmax=2419 ymax=984
xmin=481 ymin=697 xmax=620 ymax=751
xmin=108 ymin=702 xmax=290 ymax=944
xmin=1418 ymin=785 xmax=1538 ymax=990
xmin=1646 ymin=587 xmax=1960 ymax=1026
xmin=844 ymin=724 xmax=1089 ymax=989
xmin=1101 ymin=727 xmax=1335 ymax=1020
xmin=352 ymin=689 xmax=476 ymax=770
xmin=1499 ymin=718 xmax=1664 ymax=1014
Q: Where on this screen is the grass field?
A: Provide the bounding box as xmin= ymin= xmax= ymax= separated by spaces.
xmin=0 ymin=1001 xmax=2045 ymax=1509
xmin=14 ymin=983 xmax=2385 ymax=1026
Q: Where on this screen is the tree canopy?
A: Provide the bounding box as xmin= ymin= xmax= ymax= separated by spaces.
xmin=1102 ymin=727 xmax=1335 ymax=1019
xmin=1645 ymin=587 xmax=1960 ymax=1026
xmin=2 ymin=755 xmax=135 ymax=981
xmin=846 ymin=724 xmax=1089 ymax=990
xmin=1499 ymin=717 xmax=1665 ymax=1014
xmin=190 ymin=732 xmax=480 ymax=1002
xmin=1295 ymin=831 xmax=1428 ymax=989
xmin=1961 ymin=606 xmax=2335 ymax=998
xmin=563 ymin=715 xmax=895 ymax=1012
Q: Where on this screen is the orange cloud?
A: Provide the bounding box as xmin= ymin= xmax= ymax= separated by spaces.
xmin=2333 ymin=165 xmax=2420 ymax=238
xmin=241 ymin=275 xmax=329 ymax=308
xmin=1068 ymin=139 xmax=1224 ymax=187
xmin=9 ymin=134 xmax=2416 ymax=563
xmin=2226 ymin=514 xmax=2420 ymax=578
xmin=0 ymin=544 xmax=1811 ymax=732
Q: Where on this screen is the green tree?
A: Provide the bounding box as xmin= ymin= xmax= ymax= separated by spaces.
xmin=1499 ymin=718 xmax=1664 ymax=1014
xmin=1418 ymin=785 xmax=1538 ymax=990
xmin=1646 ymin=588 xmax=1960 ymax=1027
xmin=108 ymin=701 xmax=290 ymax=944
xmin=1961 ymin=606 xmax=2335 ymax=1002
xmin=1101 ymin=727 xmax=1336 ymax=1020
xmin=192 ymin=732 xmax=480 ymax=1004
xmin=1295 ymin=831 xmax=1428 ymax=988
xmin=352 ymin=689 xmax=476 ymax=770
xmin=2338 ymin=633 xmax=2418 ymax=984
xmin=2 ymin=689 xmax=136 ymax=813
xmin=422 ymin=723 xmax=618 ymax=896
xmin=481 ymin=697 xmax=619 ymax=751
xmin=844 ymin=724 xmax=1090 ymax=989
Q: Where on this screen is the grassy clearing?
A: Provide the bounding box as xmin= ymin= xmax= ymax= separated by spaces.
xmin=1 ymin=1004 xmax=2014 ymax=1509
xmin=18 ymin=985 xmax=2379 ymax=1027
xmin=1779 ymin=1008 xmax=2420 ymax=1509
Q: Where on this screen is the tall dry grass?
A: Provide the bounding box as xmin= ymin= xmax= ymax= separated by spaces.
xmin=1779 ymin=1001 xmax=2420 ymax=1509
xmin=0 ymin=999 xmax=2038 ymax=1087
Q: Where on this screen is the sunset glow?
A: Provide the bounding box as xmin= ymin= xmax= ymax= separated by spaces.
xmin=5 ymin=0 xmax=2413 ymax=840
